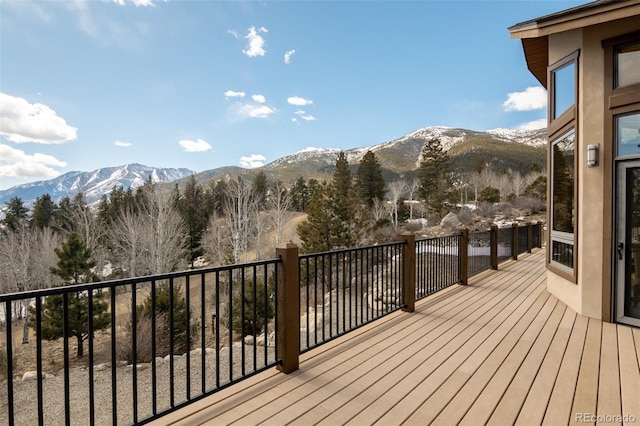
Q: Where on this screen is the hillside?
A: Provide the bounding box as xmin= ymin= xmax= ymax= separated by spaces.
xmin=189 ymin=126 xmax=547 ymax=187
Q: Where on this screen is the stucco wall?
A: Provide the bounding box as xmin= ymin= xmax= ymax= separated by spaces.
xmin=546 ymin=17 xmax=640 ymax=320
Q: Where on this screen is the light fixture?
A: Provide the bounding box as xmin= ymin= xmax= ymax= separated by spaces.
xmin=587 ymin=143 xmax=599 ymax=167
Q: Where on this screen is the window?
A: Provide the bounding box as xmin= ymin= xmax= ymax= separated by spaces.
xmin=547 ymin=51 xmax=578 ymax=277
xmin=616 ymin=41 xmax=640 ymax=89
xmin=549 ymin=51 xmax=578 ymax=124
xmin=550 ymin=130 xmax=576 ymax=270
xmin=553 ymin=62 xmax=576 ymax=120
xmin=616 ymin=112 xmax=640 ymax=157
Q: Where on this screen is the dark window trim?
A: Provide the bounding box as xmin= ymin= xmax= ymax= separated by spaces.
xmin=548 ymin=50 xmax=580 ymax=124
xmin=604 ymin=31 xmax=640 ymax=321
xmin=547 ymin=125 xmax=578 ymax=282
xmin=602 ymin=30 xmax=640 ymax=49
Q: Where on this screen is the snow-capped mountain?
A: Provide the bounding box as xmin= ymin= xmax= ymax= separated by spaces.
xmin=0 ymin=163 xmax=195 ymax=206
xmin=264 ymin=126 xmax=547 ymax=178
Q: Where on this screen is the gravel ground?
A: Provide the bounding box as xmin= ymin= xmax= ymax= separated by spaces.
xmin=1 ymin=343 xmax=276 ymax=426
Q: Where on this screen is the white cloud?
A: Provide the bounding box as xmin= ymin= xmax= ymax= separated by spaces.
xmin=284 ymin=49 xmax=296 ymax=64
xmin=294 ymin=110 xmax=317 ymax=121
xmin=243 ymin=26 xmax=267 ymax=57
xmin=503 ymin=86 xmax=547 ymax=112
xmin=239 ymin=154 xmax=266 ymax=168
xmin=252 ymin=94 xmax=266 ymax=103
xmin=114 ymin=140 xmax=132 ymax=147
xmin=0 ymin=144 xmax=67 ymax=178
xmin=112 ymin=0 xmax=159 ymax=6
xmin=237 ymin=104 xmax=276 ymax=119
xmin=227 ymin=30 xmax=239 ymax=39
xmin=287 ymin=96 xmax=313 ymax=106
xmin=517 ymin=118 xmax=547 ymax=130
xmin=0 ymin=93 xmax=78 ymax=144
xmin=178 ymin=138 xmax=212 ymax=153
xmin=224 ymin=90 xmax=245 ymax=99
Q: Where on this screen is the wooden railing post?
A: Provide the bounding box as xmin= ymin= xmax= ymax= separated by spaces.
xmin=537 ymin=221 xmax=544 ymax=248
xmin=527 ymin=222 xmax=533 ymax=253
xmin=458 ymin=227 xmax=469 ymax=285
xmin=276 ymin=242 xmax=299 ymax=374
xmin=400 ymin=233 xmax=416 ymax=313
xmin=512 ymin=222 xmax=518 ymax=261
xmin=490 ymin=224 xmax=499 ymax=270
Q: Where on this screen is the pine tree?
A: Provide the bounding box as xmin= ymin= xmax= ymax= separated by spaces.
xmin=252 ymin=171 xmax=268 ymax=206
xmin=355 ymin=150 xmax=386 ymax=207
xmin=31 ymin=232 xmax=110 ymax=358
xmin=297 ymin=182 xmax=349 ymax=252
xmin=177 ymin=176 xmax=208 ymax=264
xmin=30 ymin=194 xmax=57 ymax=230
xmin=290 ymin=176 xmax=309 ymax=212
xmin=1 ymin=196 xmax=29 ymax=233
xmin=418 ymin=138 xmax=451 ymax=215
xmin=134 ymin=282 xmax=199 ymax=358
xmin=332 ymin=151 xmax=352 ymax=199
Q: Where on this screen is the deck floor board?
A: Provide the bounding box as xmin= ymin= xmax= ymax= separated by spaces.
xmin=151 ymin=249 xmax=640 ymax=426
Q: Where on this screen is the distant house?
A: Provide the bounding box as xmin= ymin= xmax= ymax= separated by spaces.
xmin=509 ymin=0 xmax=640 ymax=327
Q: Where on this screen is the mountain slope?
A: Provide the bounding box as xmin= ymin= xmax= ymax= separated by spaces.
xmin=0 ymin=163 xmax=195 ymax=205
xmin=256 ymin=126 xmax=546 ymax=184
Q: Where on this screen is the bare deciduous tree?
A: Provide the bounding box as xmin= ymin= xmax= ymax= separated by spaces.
xmin=268 ymin=181 xmax=292 ymax=247
xmin=0 ymin=224 xmax=61 ymax=342
xmin=223 ymin=175 xmax=260 ymax=264
xmin=109 ymin=185 xmax=189 ymax=276
xmin=387 ymin=180 xmax=405 ymax=229
xmin=140 ymin=186 xmax=189 ymax=275
xmin=202 ymin=211 xmax=230 ymax=266
xmin=406 ymin=178 xmax=421 ymax=220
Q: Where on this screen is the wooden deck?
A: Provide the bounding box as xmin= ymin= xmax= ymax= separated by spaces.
xmin=153 ymin=249 xmax=640 ymax=426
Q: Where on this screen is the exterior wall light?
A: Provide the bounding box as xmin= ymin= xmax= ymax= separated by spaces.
xmin=587 ymin=143 xmax=599 ymax=167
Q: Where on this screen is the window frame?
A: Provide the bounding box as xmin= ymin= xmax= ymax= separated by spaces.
xmin=549 ymin=128 xmax=577 ymax=276
xmin=603 ymin=31 xmax=640 ymax=321
xmin=546 ymin=50 xmax=579 ymax=282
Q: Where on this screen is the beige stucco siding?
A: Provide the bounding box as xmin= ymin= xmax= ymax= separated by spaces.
xmin=547 ymin=18 xmax=640 ymax=320
xmin=547 ymin=29 xmax=584 ymax=316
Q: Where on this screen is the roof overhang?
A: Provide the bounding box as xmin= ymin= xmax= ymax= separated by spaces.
xmin=509 ymin=0 xmax=640 ymax=88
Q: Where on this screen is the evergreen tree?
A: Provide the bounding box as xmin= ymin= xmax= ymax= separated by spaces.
xmin=418 ymin=138 xmax=451 ymax=215
xmin=135 ymin=282 xmax=199 ymax=358
xmin=1 ymin=196 xmax=29 ymax=232
xmin=355 ymin=150 xmax=386 ymax=207
xmin=297 ymin=182 xmax=353 ymax=252
xmin=290 ymin=176 xmax=309 ymax=212
xmin=31 ymin=232 xmax=110 ymax=358
xmin=332 ymin=151 xmax=352 ymax=199
xmin=231 ymin=278 xmax=274 ymax=336
xmin=54 ymin=196 xmax=75 ymax=233
xmin=30 ymin=194 xmax=57 ymax=230
xmin=177 ymin=176 xmax=208 ymax=265
xmin=524 ymin=175 xmax=547 ymax=202
xmin=478 ymin=186 xmax=501 ymax=203
xmin=252 ymin=171 xmax=268 ymax=206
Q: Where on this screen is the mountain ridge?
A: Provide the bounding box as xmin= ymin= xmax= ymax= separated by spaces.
xmin=0 ymin=126 xmax=547 ymax=206
xmin=0 ymin=163 xmax=195 ymax=205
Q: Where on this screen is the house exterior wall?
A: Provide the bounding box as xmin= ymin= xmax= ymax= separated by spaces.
xmin=545 ymin=17 xmax=640 ymax=320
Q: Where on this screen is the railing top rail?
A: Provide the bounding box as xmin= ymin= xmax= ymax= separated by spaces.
xmin=299 ymin=240 xmax=406 ymax=260
xmin=416 ymin=232 xmax=462 ymax=244
xmin=0 ymin=256 xmax=281 ymax=302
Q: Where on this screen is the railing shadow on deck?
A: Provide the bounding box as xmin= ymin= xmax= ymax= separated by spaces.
xmin=0 ymin=221 xmax=543 ymax=425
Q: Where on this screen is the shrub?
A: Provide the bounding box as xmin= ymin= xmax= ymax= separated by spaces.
xmin=0 ymin=346 xmax=7 ymax=380
xmin=231 ymin=279 xmax=274 ymax=337
xmin=457 ymin=206 xmax=474 ymax=226
xmin=120 ymin=282 xmax=200 ymax=363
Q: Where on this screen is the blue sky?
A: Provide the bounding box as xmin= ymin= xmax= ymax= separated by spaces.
xmin=0 ymin=0 xmax=585 ymax=190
